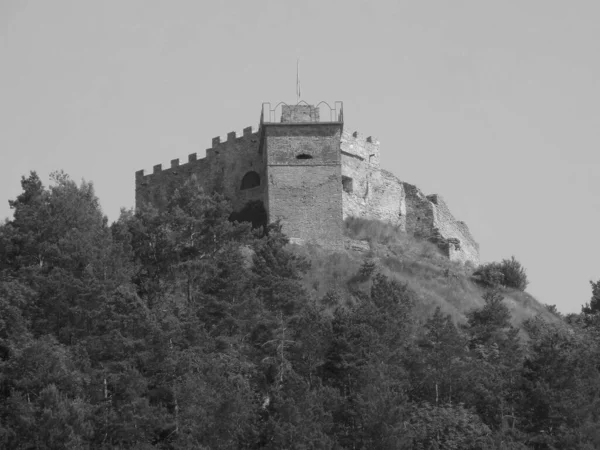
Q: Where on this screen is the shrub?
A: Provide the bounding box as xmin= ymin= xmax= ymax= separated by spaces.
xmin=545 ymin=304 xmax=561 ymax=316
xmin=500 ymin=256 xmax=529 ymax=291
xmin=473 ymin=256 xmax=528 ymax=291
xmin=473 ymin=262 xmax=505 ymax=288
xmin=582 ymin=279 xmax=600 ymax=315
xmin=357 ymin=259 xmax=377 ymax=280
xmin=343 ymin=216 xmax=402 ymax=245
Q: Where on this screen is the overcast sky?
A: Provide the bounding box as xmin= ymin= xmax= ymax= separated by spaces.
xmin=2 ymin=0 xmax=599 ymax=313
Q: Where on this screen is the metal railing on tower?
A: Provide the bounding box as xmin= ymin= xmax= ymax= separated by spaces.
xmin=260 ymin=101 xmax=343 ymax=124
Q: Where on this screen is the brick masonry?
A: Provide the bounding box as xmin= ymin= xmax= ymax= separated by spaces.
xmin=135 ymin=126 xmax=265 ymax=212
xmin=135 ymin=103 xmax=480 ymax=265
xmin=263 ymin=122 xmax=344 ymax=250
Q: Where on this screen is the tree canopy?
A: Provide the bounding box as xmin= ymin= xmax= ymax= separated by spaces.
xmin=1 ymin=171 xmax=599 ymax=449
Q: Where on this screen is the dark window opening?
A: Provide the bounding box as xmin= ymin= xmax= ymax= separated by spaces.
xmin=229 ymin=200 xmax=267 ymax=230
xmin=296 ymin=154 xmax=313 ymax=160
xmin=241 ymin=171 xmax=260 ymax=190
xmin=342 ymin=176 xmax=353 ymax=193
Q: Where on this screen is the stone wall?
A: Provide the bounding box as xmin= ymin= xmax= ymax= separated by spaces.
xmin=403 ymin=183 xmax=437 ymax=237
xmin=403 ymin=183 xmax=479 ymax=265
xmin=263 ymin=122 xmax=344 ymax=250
xmin=426 ymin=194 xmax=480 ymax=265
xmin=135 ymin=127 xmax=266 ymax=212
xmin=340 ymin=130 xmax=405 ymax=229
xmin=264 ymin=124 xmax=341 ymax=165
xmin=267 ymin=165 xmax=343 ymax=249
xmin=340 ymin=130 xmax=380 ymax=168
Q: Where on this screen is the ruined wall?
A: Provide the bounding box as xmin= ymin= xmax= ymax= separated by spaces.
xmin=426 ymin=194 xmax=479 ymax=265
xmin=340 ymin=130 xmax=381 ymax=167
xmin=403 ymin=183 xmax=437 ymax=237
xmin=135 ymin=126 xmax=265 ymax=212
xmin=340 ymin=131 xmax=405 ymax=229
xmin=403 ymin=183 xmax=479 ymax=265
xmin=264 ymin=123 xmax=344 ymax=249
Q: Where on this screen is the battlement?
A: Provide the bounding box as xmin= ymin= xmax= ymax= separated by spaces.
xmin=210 ymin=126 xmax=255 ymax=148
xmin=340 ymin=130 xmax=381 ymax=167
xmin=136 ymin=153 xmax=210 ymax=180
xmin=136 ymin=126 xmax=258 ymax=180
xmin=135 ymin=122 xmax=265 ymax=213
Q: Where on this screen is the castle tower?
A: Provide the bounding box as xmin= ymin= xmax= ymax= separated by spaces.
xmin=259 ymin=103 xmax=344 ymax=249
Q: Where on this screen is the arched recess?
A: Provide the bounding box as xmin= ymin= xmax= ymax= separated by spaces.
xmin=241 ymin=171 xmax=260 ymax=190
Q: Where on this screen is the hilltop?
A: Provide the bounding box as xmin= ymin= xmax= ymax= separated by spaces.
xmin=137 ymin=102 xmax=480 ymax=265
xmin=294 ymin=217 xmax=554 ymax=330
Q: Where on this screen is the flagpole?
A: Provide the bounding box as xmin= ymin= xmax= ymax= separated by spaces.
xmin=296 ymin=59 xmax=300 ymax=103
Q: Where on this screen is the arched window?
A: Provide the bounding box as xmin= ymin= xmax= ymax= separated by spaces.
xmin=241 ymin=171 xmax=260 ymax=190
xmin=296 ymin=154 xmax=313 ymax=160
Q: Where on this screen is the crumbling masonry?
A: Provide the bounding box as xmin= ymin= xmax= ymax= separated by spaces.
xmin=135 ymin=103 xmax=479 ymax=265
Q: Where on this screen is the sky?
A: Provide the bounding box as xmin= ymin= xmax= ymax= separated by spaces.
xmin=1 ymin=0 xmax=599 ymax=313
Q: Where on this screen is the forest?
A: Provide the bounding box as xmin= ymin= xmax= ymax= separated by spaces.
xmin=0 ymin=171 xmax=599 ymax=449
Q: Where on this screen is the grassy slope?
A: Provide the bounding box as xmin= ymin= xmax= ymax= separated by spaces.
xmin=292 ymin=217 xmax=555 ymax=328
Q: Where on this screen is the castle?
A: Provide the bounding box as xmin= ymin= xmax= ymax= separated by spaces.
xmin=135 ymin=102 xmax=479 ymax=265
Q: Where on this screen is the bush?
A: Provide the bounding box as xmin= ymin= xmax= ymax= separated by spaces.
xmin=473 ymin=256 xmax=528 ymax=291
xmin=500 ymin=256 xmax=529 ymax=291
xmin=357 ymin=259 xmax=377 ymax=280
xmin=344 ymin=216 xmax=402 ymax=245
xmin=473 ymin=262 xmax=504 ymax=288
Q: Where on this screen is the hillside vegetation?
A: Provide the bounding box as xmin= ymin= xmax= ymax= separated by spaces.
xmin=1 ymin=172 xmax=599 ymax=449
xmin=298 ymin=217 xmax=554 ymax=329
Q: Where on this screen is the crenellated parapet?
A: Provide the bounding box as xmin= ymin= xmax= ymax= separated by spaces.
xmin=135 ymin=126 xmax=263 ymax=211
xmin=136 ymin=126 xmax=259 ymax=179
xmin=340 ymin=129 xmax=406 ymax=230
xmin=340 ymin=130 xmax=380 ymax=167
xmin=210 ymin=125 xmax=256 ymax=147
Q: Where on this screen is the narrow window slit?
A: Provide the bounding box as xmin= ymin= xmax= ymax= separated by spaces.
xmin=342 ymin=176 xmax=353 ymax=193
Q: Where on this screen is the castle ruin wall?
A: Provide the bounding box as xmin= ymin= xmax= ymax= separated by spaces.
xmin=340 ymin=130 xmax=380 ymax=167
xmin=403 ymin=183 xmax=479 ymax=265
xmin=427 ymin=194 xmax=480 ymax=265
xmin=135 ymin=127 xmax=266 ymax=212
xmin=403 ymin=183 xmax=437 ymax=237
xmin=340 ymin=130 xmax=405 ymax=228
xmin=135 ymin=103 xmax=480 ymax=266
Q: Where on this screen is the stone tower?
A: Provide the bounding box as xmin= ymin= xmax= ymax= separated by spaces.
xmin=262 ymin=104 xmax=344 ymax=249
